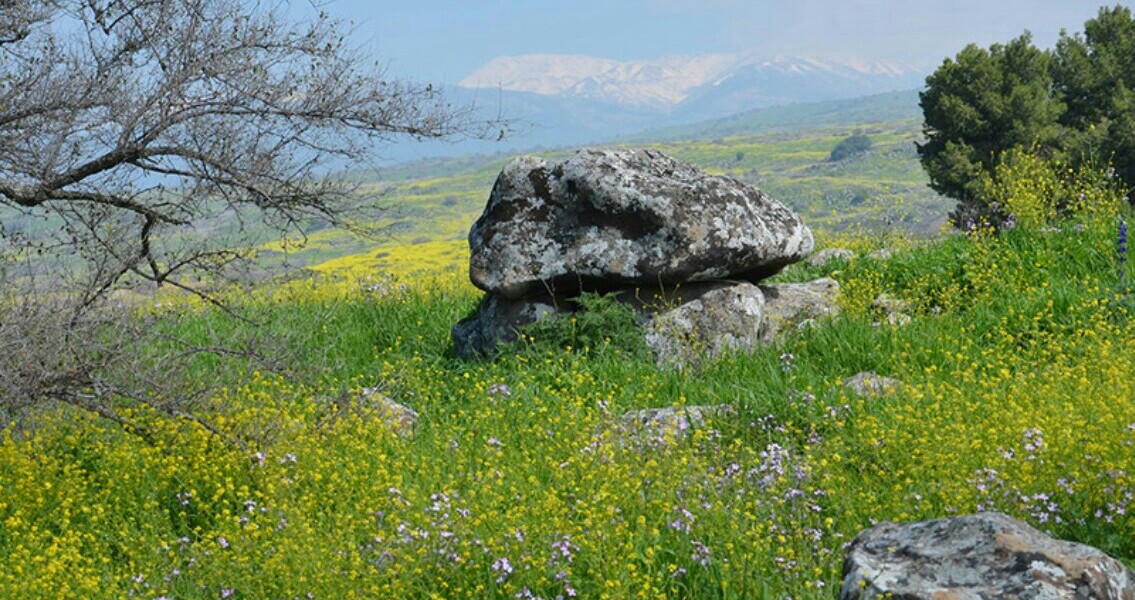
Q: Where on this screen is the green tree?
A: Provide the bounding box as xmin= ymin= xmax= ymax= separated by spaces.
xmin=1055 ymin=5 xmax=1135 ymax=186
xmin=917 ymin=33 xmax=1064 ymax=227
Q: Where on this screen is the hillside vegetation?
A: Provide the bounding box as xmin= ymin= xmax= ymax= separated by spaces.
xmin=2 ymin=182 xmax=1132 ymax=597
xmin=268 ymin=115 xmax=947 ymax=277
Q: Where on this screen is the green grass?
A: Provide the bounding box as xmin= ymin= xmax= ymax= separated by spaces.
xmin=3 ymin=210 xmax=1134 ymax=597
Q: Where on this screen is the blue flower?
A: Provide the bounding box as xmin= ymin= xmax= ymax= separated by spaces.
xmin=1119 ymin=218 xmax=1128 ymax=264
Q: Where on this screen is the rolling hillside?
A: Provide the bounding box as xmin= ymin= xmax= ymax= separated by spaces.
xmin=264 ymin=105 xmax=948 ymax=275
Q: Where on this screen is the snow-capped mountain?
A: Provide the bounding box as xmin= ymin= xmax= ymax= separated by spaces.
xmin=461 ymin=53 xmax=740 ymax=109
xmin=459 ymin=53 xmax=928 ymax=113
xmin=383 ymin=53 xmax=928 ymax=162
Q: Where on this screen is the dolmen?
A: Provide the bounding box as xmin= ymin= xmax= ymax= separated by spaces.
xmin=452 ymin=148 xmax=839 ymax=367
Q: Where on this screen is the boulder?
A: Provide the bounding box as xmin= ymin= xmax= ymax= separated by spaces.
xmin=758 ymin=277 xmax=841 ymax=340
xmin=843 ymin=372 xmax=903 ymax=397
xmin=452 ymin=279 xmax=842 ymax=366
xmin=643 ymin=281 xmax=765 ymax=369
xmin=840 ymin=512 xmax=1135 ymax=600
xmin=452 ymin=279 xmax=782 ymax=361
xmin=808 ymin=247 xmax=855 ymax=268
xmin=469 ymin=149 xmax=813 ymax=299
xmin=451 ymin=293 xmax=573 ymax=359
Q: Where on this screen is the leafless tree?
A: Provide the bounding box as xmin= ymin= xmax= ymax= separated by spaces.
xmin=0 ymin=0 xmax=496 ymax=439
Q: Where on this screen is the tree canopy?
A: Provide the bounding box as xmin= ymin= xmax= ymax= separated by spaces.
xmin=918 ymin=5 xmax=1135 ymax=227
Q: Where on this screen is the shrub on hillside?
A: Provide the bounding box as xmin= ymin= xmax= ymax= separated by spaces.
xmin=829 ymin=134 xmax=872 ymax=162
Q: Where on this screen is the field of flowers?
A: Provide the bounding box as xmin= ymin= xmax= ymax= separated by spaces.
xmin=3 ymin=185 xmax=1135 ymax=597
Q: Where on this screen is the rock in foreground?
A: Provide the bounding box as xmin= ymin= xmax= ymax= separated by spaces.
xmin=807 ymin=247 xmax=854 ymax=267
xmin=451 ymin=292 xmax=571 ymax=359
xmin=840 ymin=512 xmax=1135 ymax=599
xmin=469 ymin=149 xmax=814 ymax=299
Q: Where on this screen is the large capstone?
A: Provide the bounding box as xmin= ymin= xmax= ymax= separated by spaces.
xmin=840 ymin=512 xmax=1135 ymax=599
xmin=469 ymin=148 xmax=814 ymax=299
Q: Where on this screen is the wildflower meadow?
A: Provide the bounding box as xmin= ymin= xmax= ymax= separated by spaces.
xmin=3 ymin=164 xmax=1135 ymax=598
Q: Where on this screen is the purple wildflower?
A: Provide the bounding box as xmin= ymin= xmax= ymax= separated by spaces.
xmin=551 ymin=535 xmax=577 ymax=562
xmin=491 ymin=557 xmax=514 ymax=584
xmin=690 ymin=540 xmax=712 ymax=566
xmin=1023 ymin=428 xmax=1044 ymax=460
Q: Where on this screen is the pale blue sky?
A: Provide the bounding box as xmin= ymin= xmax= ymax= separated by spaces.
xmin=313 ymin=1 xmax=1120 ymax=83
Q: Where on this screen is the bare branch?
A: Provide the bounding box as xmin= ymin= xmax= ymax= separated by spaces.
xmin=0 ymin=0 xmax=499 ymax=438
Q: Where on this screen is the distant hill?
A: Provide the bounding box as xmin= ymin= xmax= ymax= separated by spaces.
xmin=386 ymin=88 xmax=925 ymax=164
xmin=632 ymin=90 xmax=923 ymax=142
xmin=377 ymin=89 xmax=927 ymax=184
xmin=377 ymin=86 xmax=660 ymax=163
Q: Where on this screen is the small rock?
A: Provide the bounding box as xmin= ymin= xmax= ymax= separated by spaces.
xmin=609 ymin=405 xmax=729 ymax=446
xmin=866 ymin=248 xmax=894 ymax=260
xmin=360 ymin=388 xmax=418 ymax=436
xmin=451 ymin=293 xmax=573 ymax=358
xmin=873 ymin=292 xmax=909 ymax=313
xmin=644 ymin=281 xmax=764 ymax=369
xmin=842 ymin=372 xmax=903 ymax=397
xmin=885 ymin=312 xmax=912 ymax=327
xmin=759 ymin=277 xmax=841 ymax=340
xmin=840 ymin=512 xmax=1135 ymax=599
xmin=872 ymin=292 xmax=911 ymax=327
xmin=808 ymin=248 xmax=855 ymax=268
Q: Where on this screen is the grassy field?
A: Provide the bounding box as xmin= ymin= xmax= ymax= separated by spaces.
xmin=3 ymin=200 xmax=1134 ymax=597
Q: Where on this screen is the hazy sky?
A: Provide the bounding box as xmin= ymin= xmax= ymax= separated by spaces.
xmin=315 ymin=1 xmax=1120 ymax=82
